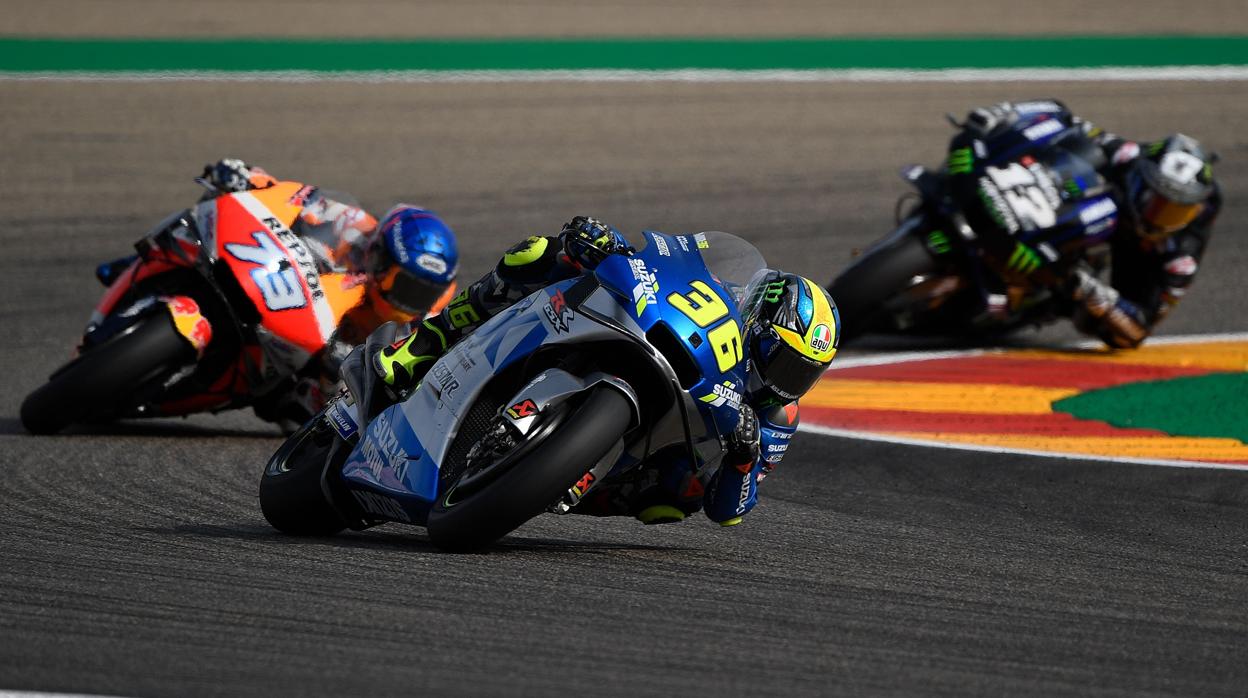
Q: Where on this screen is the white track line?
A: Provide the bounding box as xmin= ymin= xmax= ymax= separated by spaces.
xmin=3 ymin=66 xmax=1248 ymax=83
xmin=804 ymin=331 xmax=1248 ymax=470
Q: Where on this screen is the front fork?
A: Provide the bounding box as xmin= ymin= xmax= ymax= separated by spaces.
xmin=496 ymin=367 xmax=640 ymax=514
xmin=549 ymin=438 xmax=626 ymax=514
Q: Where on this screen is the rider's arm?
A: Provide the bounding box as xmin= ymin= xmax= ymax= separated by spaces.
xmin=1146 ymin=212 xmax=1215 ymax=327
xmin=1082 ymin=190 xmax=1220 ymax=347
xmin=441 ymin=235 xmax=571 ymax=334
xmin=1066 ymin=117 xmax=1142 ymax=173
xmin=295 ymin=195 xmax=379 ymax=270
xmin=375 ymin=219 xmax=626 ymax=389
xmin=702 ymin=403 xmax=798 ymax=526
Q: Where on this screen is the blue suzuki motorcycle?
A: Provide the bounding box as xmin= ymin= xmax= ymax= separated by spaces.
xmin=259 ymin=231 xmax=767 ymax=551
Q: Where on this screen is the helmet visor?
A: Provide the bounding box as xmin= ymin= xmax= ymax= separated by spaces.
xmin=758 ymin=338 xmax=827 ymax=401
xmin=1138 ymin=189 xmax=1203 ymax=237
xmin=377 ymin=266 xmax=446 ymax=316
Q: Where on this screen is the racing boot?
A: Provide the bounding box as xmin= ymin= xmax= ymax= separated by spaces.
xmin=634 ymin=466 xmax=709 ymax=525
xmin=372 ymin=318 xmax=452 ymax=393
xmin=339 ymin=322 xmax=407 ymax=423
xmin=564 ymin=466 xmax=705 ymax=525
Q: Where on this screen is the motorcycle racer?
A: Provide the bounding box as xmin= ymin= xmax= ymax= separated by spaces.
xmin=363 ymin=216 xmax=840 ymax=527
xmin=946 ymin=100 xmax=1220 ymax=348
xmin=100 ymin=158 xmax=460 ymax=426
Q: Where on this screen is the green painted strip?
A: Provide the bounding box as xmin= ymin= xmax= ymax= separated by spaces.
xmin=1054 ymin=372 xmax=1248 ymax=443
xmin=0 ymin=36 xmax=1246 ymax=72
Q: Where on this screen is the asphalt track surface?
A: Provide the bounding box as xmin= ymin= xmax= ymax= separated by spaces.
xmin=1 ymin=80 xmax=1247 ymax=696
xmin=11 ymin=0 xmax=1246 ymax=38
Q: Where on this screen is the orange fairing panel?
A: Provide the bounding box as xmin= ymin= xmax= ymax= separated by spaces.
xmin=248 ymin=181 xmax=312 ymax=227
xmin=214 ymin=182 xmax=341 ymax=354
xmin=320 ymin=273 xmax=366 ymax=324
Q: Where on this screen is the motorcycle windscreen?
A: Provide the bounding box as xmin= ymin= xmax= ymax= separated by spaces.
xmin=687 ymin=231 xmax=768 ymax=305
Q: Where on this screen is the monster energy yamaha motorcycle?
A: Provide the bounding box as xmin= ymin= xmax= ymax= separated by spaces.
xmin=828 ymin=108 xmax=1121 ymax=341
xmin=260 ymin=231 xmax=764 ymax=551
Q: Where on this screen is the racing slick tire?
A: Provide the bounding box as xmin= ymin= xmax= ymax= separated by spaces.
xmin=828 ymin=225 xmax=938 ymax=343
xmin=259 ymin=414 xmax=347 ymax=537
xmin=20 ymin=312 xmax=194 ymax=435
xmin=426 ymin=385 xmax=631 ymax=552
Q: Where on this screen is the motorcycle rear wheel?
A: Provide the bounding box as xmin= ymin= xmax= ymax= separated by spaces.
xmin=426 ymin=385 xmax=631 ymax=552
xmin=20 ymin=312 xmax=193 ymax=435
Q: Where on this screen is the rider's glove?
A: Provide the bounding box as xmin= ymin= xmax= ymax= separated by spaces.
xmin=723 ymin=407 xmax=761 ymax=471
xmin=560 ymin=215 xmax=630 ymax=269
xmin=964 ymin=102 xmax=1014 ymax=136
xmin=200 ymin=158 xmax=274 ymax=194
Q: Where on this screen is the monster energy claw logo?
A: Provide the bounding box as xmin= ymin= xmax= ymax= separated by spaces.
xmin=927 ymin=230 xmax=951 ymax=254
xmin=763 ymin=280 xmax=786 ymax=304
xmin=1007 ymin=243 xmax=1043 ymax=274
xmin=948 ymin=148 xmax=974 ymax=174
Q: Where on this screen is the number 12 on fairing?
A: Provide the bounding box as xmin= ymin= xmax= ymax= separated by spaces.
xmin=667 ymin=280 xmax=743 ymax=372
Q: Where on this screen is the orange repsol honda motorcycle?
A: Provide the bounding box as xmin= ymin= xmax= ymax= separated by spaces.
xmin=22 ymin=181 xmax=365 ymax=434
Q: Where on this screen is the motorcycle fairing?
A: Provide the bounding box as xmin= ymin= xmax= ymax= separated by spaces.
xmin=592 ymin=232 xmax=748 ymax=440
xmin=339 ymin=232 xmax=749 ymax=523
xmin=212 ymin=182 xmax=339 ymax=355
xmin=1023 ymin=150 xmax=1119 ymax=249
xmin=977 ymin=111 xmax=1077 ymax=169
xmin=90 ymin=210 xmax=201 ymax=327
xmin=339 ymin=277 xmax=611 ymax=517
xmin=344 ymin=403 xmax=440 ymax=501
xmin=963 ymin=111 xmax=1119 ymax=251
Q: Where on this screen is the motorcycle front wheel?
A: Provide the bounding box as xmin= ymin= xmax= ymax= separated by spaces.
xmin=827 ymin=220 xmax=940 ymax=343
xmin=20 ymin=311 xmax=193 ymax=434
xmin=259 ymin=412 xmax=348 ymax=537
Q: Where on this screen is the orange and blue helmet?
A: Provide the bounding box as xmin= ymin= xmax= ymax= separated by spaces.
xmin=368 ymin=205 xmax=459 ymax=315
xmin=740 ymin=270 xmax=840 ymax=402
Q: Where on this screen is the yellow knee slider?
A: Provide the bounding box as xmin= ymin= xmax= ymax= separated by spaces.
xmin=636 ymin=504 xmax=686 ymax=525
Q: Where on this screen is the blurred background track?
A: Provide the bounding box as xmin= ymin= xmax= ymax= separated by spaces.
xmin=1 ymin=6 xmax=1247 ymax=696
xmin=7 ymin=0 xmax=1247 ymax=37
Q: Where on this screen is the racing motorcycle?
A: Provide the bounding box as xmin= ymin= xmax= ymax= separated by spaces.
xmin=259 ymin=231 xmax=762 ymax=551
xmin=21 ymin=181 xmax=365 ymax=434
xmin=828 ymin=106 xmax=1121 ymax=342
